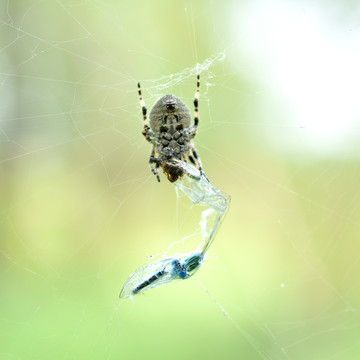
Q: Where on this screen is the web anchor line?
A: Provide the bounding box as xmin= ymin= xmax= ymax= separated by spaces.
xmin=119 ymin=160 xmax=230 ymax=299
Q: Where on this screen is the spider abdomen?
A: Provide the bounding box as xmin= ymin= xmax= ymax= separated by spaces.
xmin=157 ymin=138 xmax=189 ymax=158
xmin=137 ymin=75 xmax=203 ymax=182
xmin=149 ymin=94 xmax=191 ymax=132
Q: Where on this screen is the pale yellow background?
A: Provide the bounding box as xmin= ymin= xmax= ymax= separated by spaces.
xmin=1 ymin=1 xmax=360 ymax=359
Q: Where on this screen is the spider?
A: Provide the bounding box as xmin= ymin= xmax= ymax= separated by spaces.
xmin=137 ymin=75 xmax=205 ymax=182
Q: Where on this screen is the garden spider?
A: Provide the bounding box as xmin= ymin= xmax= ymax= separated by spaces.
xmin=137 ymin=75 xmax=205 ymax=182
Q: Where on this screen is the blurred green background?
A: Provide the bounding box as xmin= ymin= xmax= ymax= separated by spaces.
xmin=1 ymin=0 xmax=360 ymax=359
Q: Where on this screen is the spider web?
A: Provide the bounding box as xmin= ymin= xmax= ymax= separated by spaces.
xmin=1 ymin=1 xmax=360 ymax=359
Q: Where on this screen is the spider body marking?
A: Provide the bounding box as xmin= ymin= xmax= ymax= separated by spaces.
xmin=137 ymin=75 xmax=205 ymax=182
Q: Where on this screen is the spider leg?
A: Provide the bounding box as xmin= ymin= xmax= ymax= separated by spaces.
xmin=194 ymin=74 xmax=200 ymax=127
xmin=188 ymin=154 xmax=197 ymax=166
xmin=138 ymin=82 xmax=154 ymax=143
xmin=191 ymin=146 xmax=203 ymax=173
xmin=189 ymin=74 xmax=200 ymax=139
xmin=187 ymin=143 xmax=208 ymax=181
xmin=149 ymin=146 xmax=161 ymax=182
xmin=154 ymin=162 xmax=160 ymax=182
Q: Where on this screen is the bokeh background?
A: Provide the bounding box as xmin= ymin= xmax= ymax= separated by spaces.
xmin=1 ymin=0 xmax=360 ymax=359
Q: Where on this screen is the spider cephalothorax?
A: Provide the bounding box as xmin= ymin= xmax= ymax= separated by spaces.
xmin=138 ymin=75 xmax=204 ymax=182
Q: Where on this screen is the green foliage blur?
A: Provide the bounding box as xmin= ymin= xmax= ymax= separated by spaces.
xmin=1 ymin=1 xmax=360 ymax=359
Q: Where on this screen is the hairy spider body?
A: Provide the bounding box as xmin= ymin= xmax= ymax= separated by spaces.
xmin=150 ymin=94 xmax=191 ymax=158
xmin=138 ymin=75 xmax=204 ymax=182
